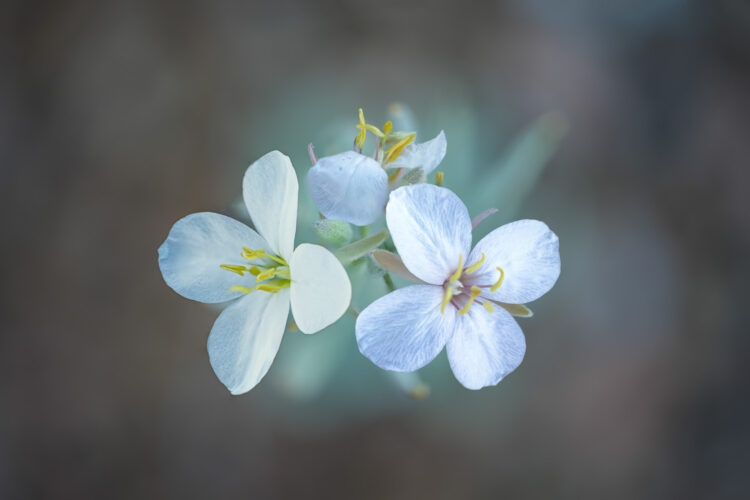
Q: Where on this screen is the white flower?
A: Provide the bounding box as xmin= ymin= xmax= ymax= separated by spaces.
xmin=356 ymin=184 xmax=560 ymax=390
xmin=307 ymin=109 xmax=447 ymax=226
xmin=158 ymin=151 xmax=352 ymax=394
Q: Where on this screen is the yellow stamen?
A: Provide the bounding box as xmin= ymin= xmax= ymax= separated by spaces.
xmin=228 ymin=285 xmax=252 ymax=294
xmin=355 ymin=108 xmax=385 ymax=148
xmin=448 ymin=254 xmax=464 ymax=283
xmin=457 ymin=286 xmax=482 ymax=315
xmin=482 ymin=301 xmax=495 ymax=313
xmin=387 ymin=167 xmax=403 ymax=183
xmin=490 ymin=267 xmax=505 ymax=292
xmin=383 ymin=121 xmax=393 ymax=134
xmin=254 ymin=281 xmax=291 ymax=293
xmin=464 ymin=253 xmax=485 ymax=275
xmin=220 ymin=264 xmax=247 ymax=276
xmin=435 ymin=171 xmax=444 ymax=186
xmin=255 ymin=268 xmax=276 ymax=282
xmin=384 ymin=133 xmax=415 ymax=163
xmin=248 ymin=266 xmax=261 ymax=276
xmin=440 ymin=286 xmax=454 ymax=314
xmin=241 ymin=247 xmax=287 ymax=266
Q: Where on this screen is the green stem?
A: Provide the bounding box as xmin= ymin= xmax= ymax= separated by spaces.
xmin=383 ymin=273 xmax=396 ymax=292
xmin=347 ymin=305 xmax=360 ymax=318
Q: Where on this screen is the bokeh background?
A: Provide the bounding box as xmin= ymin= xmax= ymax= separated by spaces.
xmin=3 ymin=0 xmax=750 ymax=498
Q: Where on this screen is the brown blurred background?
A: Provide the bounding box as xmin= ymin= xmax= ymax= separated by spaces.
xmin=2 ymin=0 xmax=750 ymax=498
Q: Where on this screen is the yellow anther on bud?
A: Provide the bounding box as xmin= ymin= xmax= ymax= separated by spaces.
xmin=457 ymin=286 xmax=482 ymax=315
xmin=435 ymin=171 xmax=444 ymax=186
xmin=440 ymin=286 xmax=454 ymax=314
xmin=482 ymin=301 xmax=495 ymax=313
xmin=228 ymin=285 xmax=252 ymax=294
xmin=464 ymin=253 xmax=485 ymax=275
xmin=356 ymin=108 xmax=385 ymax=148
xmin=489 ymin=267 xmax=505 ymax=292
xmin=383 ymin=133 xmax=415 ymax=163
xmin=448 ymin=254 xmax=464 ymax=283
xmin=220 ymin=264 xmax=248 ymax=276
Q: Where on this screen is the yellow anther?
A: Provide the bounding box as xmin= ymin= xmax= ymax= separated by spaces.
xmin=489 ymin=267 xmax=505 ymax=292
xmin=255 ymin=268 xmax=276 ymax=282
xmin=228 ymin=285 xmax=252 ymax=294
xmin=383 ymin=121 xmax=393 ymax=134
xmin=464 ymin=253 xmax=485 ymax=275
xmin=220 ymin=264 xmax=247 ymax=276
xmin=254 ymin=280 xmax=290 ymax=293
xmin=241 ymin=247 xmax=287 ymax=266
xmin=248 ymin=266 xmax=261 ymax=276
xmin=448 ymin=254 xmax=464 ymax=283
xmin=457 ymin=286 xmax=482 ymax=315
xmin=435 ymin=171 xmax=444 ymax=186
xmin=482 ymin=301 xmax=495 ymax=313
xmin=355 ymin=108 xmax=384 ymax=148
xmin=387 ymin=167 xmax=403 ymax=183
xmin=440 ymin=286 xmax=454 ymax=314
xmin=384 ymin=133 xmax=415 ymax=163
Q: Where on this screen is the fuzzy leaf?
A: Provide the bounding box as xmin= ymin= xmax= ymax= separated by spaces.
xmin=334 ymin=230 xmax=388 ymax=266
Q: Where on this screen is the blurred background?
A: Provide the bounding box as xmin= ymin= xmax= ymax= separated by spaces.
xmin=2 ymin=0 xmax=750 ymax=498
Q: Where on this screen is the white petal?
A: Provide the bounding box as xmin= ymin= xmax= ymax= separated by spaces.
xmin=207 ymin=289 xmax=290 ymax=395
xmin=243 ymin=151 xmax=298 ymax=260
xmin=158 ymin=212 xmax=270 ymax=303
xmin=307 ymin=151 xmax=388 ymax=226
xmin=356 ymin=285 xmax=454 ymax=372
xmin=386 ymin=184 xmax=472 ymax=285
xmin=446 ymin=305 xmax=525 ymax=390
xmin=388 ymin=130 xmax=447 ymax=174
xmin=289 ymin=243 xmax=351 ymax=334
xmin=469 ymin=219 xmax=560 ymax=304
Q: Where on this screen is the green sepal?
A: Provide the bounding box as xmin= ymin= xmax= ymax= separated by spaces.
xmin=334 ymin=230 xmax=388 ymax=266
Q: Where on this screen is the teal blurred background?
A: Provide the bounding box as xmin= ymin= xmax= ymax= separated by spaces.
xmin=2 ymin=1 xmax=750 ymax=498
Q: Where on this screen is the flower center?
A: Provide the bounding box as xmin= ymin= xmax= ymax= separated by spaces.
xmin=220 ymin=247 xmax=291 ymax=294
xmin=440 ymin=253 xmax=505 ymax=315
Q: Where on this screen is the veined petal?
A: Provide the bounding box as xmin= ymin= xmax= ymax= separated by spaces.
xmin=158 ymin=212 xmax=270 ymax=303
xmin=356 ymin=285 xmax=454 ymax=372
xmin=289 ymin=243 xmax=351 ymax=334
xmin=307 ymin=151 xmax=388 ymax=226
xmin=387 ymin=130 xmax=447 ymax=174
xmin=386 ymin=184 xmax=472 ymax=285
xmin=469 ymin=219 xmax=560 ymax=304
xmin=243 ymin=151 xmax=298 ymax=260
xmin=207 ymin=289 xmax=290 ymax=395
xmin=446 ymin=304 xmax=525 ymax=390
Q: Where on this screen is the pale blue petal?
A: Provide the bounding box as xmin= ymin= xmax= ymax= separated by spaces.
xmin=158 ymin=212 xmax=270 ymax=303
xmin=469 ymin=219 xmax=560 ymax=304
xmin=207 ymin=289 xmax=290 ymax=395
xmin=307 ymin=151 xmax=388 ymax=226
xmin=388 ymin=131 xmax=447 ymax=174
xmin=356 ymin=285 xmax=454 ymax=372
xmin=386 ymin=184 xmax=472 ymax=285
xmin=446 ymin=305 xmax=525 ymax=390
xmin=243 ymin=151 xmax=298 ymax=260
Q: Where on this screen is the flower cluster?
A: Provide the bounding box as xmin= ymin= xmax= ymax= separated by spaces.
xmin=158 ymin=108 xmax=560 ymax=394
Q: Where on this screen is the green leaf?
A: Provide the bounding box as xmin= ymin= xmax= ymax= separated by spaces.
xmin=334 ymin=230 xmax=388 ymax=266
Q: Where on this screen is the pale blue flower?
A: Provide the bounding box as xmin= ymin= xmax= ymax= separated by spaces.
xmin=158 ymin=151 xmax=351 ymax=394
xmin=356 ymin=184 xmax=560 ymax=389
xmin=307 ymin=109 xmax=447 ymax=226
